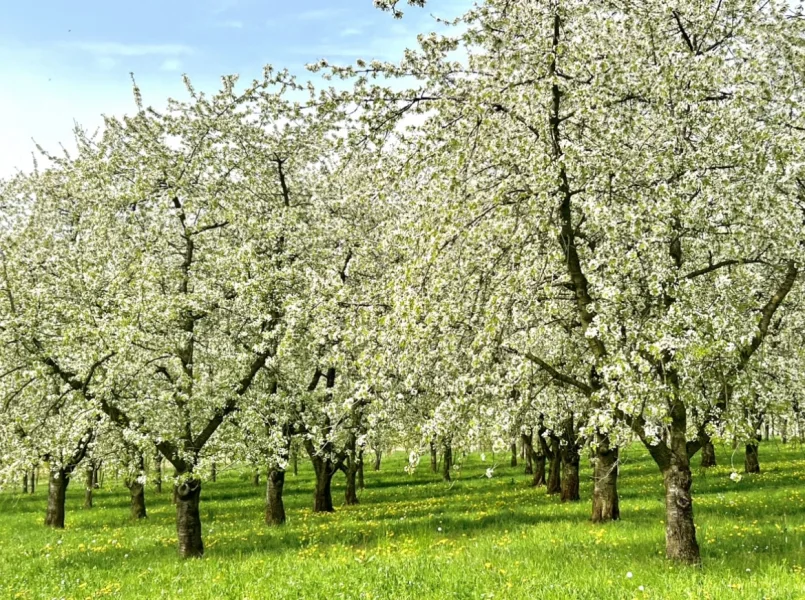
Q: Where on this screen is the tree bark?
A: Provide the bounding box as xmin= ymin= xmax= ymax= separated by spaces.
xmin=591 ymin=444 xmax=619 ymax=522
xmin=313 ymin=463 xmax=335 ymax=512
xmin=745 ymin=442 xmax=760 ymax=473
xmin=30 ymin=466 xmax=36 ymax=494
xmin=357 ymin=451 xmax=365 ymax=490
xmin=560 ymin=443 xmax=580 ymax=503
xmin=292 ymin=447 xmax=299 ymax=476
xmin=128 ymin=480 xmax=147 ymax=519
xmin=252 ymin=468 xmax=260 ymax=487
xmin=45 ymin=468 xmax=68 ymax=528
xmin=546 ymin=437 xmax=561 ymax=495
xmin=176 ymin=480 xmax=203 ymax=558
xmin=510 ymin=442 xmax=518 ymax=467
xmin=126 ymin=454 xmax=147 ymax=519
xmin=265 ymin=468 xmax=286 ymax=526
xmin=700 ymin=442 xmax=716 ymax=468
xmin=646 ymin=400 xmax=701 ymax=563
xmin=430 ymin=440 xmax=437 ymax=473
xmin=521 ymin=433 xmax=533 ymax=474
xmin=374 ymin=448 xmax=382 ymax=471
xmin=441 ymin=443 xmax=452 ymax=482
xmin=662 ymin=460 xmax=699 ymax=563
xmin=84 ymin=467 xmax=94 ymax=509
xmin=532 ymin=450 xmax=546 ymax=487
xmin=22 ymin=470 xmax=28 ymax=495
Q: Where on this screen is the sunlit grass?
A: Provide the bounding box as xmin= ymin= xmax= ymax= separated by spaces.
xmin=1 ymin=442 xmax=804 ymax=599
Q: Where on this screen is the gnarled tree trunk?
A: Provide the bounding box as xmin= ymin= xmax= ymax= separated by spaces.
xmin=532 ymin=449 xmax=546 ymax=487
xmin=745 ymin=442 xmax=760 ymax=473
xmin=252 ymin=468 xmax=261 ymax=487
xmin=45 ymin=468 xmax=69 ymax=528
xmin=357 ymin=451 xmax=365 ymax=490
xmin=373 ymin=448 xmax=382 ymax=471
xmin=700 ymin=442 xmax=716 ymax=468
xmin=430 ymin=440 xmax=437 ymax=473
xmin=128 ymin=480 xmax=147 ymax=519
xmin=176 ymin=479 xmax=203 ymax=558
xmin=591 ymin=443 xmax=619 ymax=522
xmin=265 ymin=468 xmax=286 ymax=526
xmin=510 ymin=442 xmax=518 ymax=467
xmin=22 ymin=471 xmax=28 ymax=495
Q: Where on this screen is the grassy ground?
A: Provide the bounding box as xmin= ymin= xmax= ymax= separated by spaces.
xmin=1 ymin=443 xmax=805 ymax=600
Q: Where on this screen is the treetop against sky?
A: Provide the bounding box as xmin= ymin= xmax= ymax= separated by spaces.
xmin=0 ymin=0 xmax=468 ymax=177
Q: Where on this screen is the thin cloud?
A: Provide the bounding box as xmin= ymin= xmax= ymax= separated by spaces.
xmin=160 ymin=59 xmax=183 ymax=71
xmin=67 ymin=42 xmax=194 ymax=57
xmin=296 ymin=8 xmax=346 ymax=21
xmin=340 ymin=28 xmax=362 ymax=37
xmin=218 ymin=20 xmax=244 ymax=29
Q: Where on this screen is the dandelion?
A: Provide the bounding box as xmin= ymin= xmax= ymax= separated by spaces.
xmin=626 ymin=572 xmax=633 ymax=579
xmin=638 ymin=586 xmax=644 ymax=591
xmin=437 ymin=527 xmax=442 ymax=532
xmin=730 ymin=472 xmax=742 ymax=483
xmin=480 ymin=453 xmax=486 ymax=462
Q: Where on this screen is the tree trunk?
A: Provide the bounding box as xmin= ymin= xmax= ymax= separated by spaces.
xmin=649 ymin=402 xmax=701 ymax=564
xmin=782 ymin=418 xmax=788 ymax=444
xmin=442 ymin=443 xmax=452 ymax=482
xmin=128 ymin=480 xmax=147 ymax=519
xmin=430 ymin=441 xmax=437 ymax=473
xmin=313 ymin=464 xmax=335 ymax=512
xmin=357 ymin=451 xmax=365 ymax=490
xmin=591 ymin=445 xmax=619 ymax=522
xmin=560 ymin=443 xmax=580 ymax=503
xmin=374 ymin=448 xmax=382 ymax=471
xmin=210 ymin=462 xmax=216 ymax=483
xmin=292 ymin=448 xmax=299 ymax=476
xmin=265 ymin=468 xmax=286 ymax=526
xmin=745 ymin=442 xmax=760 ymax=473
xmin=546 ymin=438 xmax=561 ymax=495
xmin=45 ymin=468 xmax=68 ymax=528
xmin=22 ymin=470 xmax=28 ymax=494
xmin=176 ymin=479 xmax=203 ymax=558
xmin=700 ymin=442 xmax=716 ymax=468
xmin=30 ymin=466 xmax=36 ymax=494
xmin=521 ymin=433 xmax=533 ymax=475
xmin=150 ymin=454 xmax=160 ymax=491
xmin=662 ymin=460 xmax=699 ymax=562
xmin=252 ymin=468 xmax=260 ymax=487
xmin=126 ymin=454 xmax=147 ymax=519
xmin=84 ymin=467 xmax=94 ymax=509
xmin=510 ymin=442 xmax=518 ymax=467
xmin=345 ymin=464 xmax=359 ymax=505
xmin=172 ymin=469 xmax=179 ymax=504
xmin=532 ymin=451 xmax=546 ymax=487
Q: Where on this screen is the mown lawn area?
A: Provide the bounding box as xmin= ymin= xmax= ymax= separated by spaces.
xmin=1 ymin=443 xmax=805 ymax=599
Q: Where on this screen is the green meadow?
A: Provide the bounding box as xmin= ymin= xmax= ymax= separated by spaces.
xmin=1 ymin=443 xmax=804 ymax=600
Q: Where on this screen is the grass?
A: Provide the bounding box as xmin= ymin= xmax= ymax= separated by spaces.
xmin=1 ymin=443 xmax=805 ymax=599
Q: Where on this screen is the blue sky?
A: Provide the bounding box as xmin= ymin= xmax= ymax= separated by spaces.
xmin=0 ymin=0 xmax=468 ymax=175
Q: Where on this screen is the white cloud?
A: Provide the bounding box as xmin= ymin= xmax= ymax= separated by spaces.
xmin=67 ymin=42 xmax=194 ymax=57
xmin=160 ymin=59 xmax=183 ymax=72
xmin=340 ymin=28 xmax=362 ymax=37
